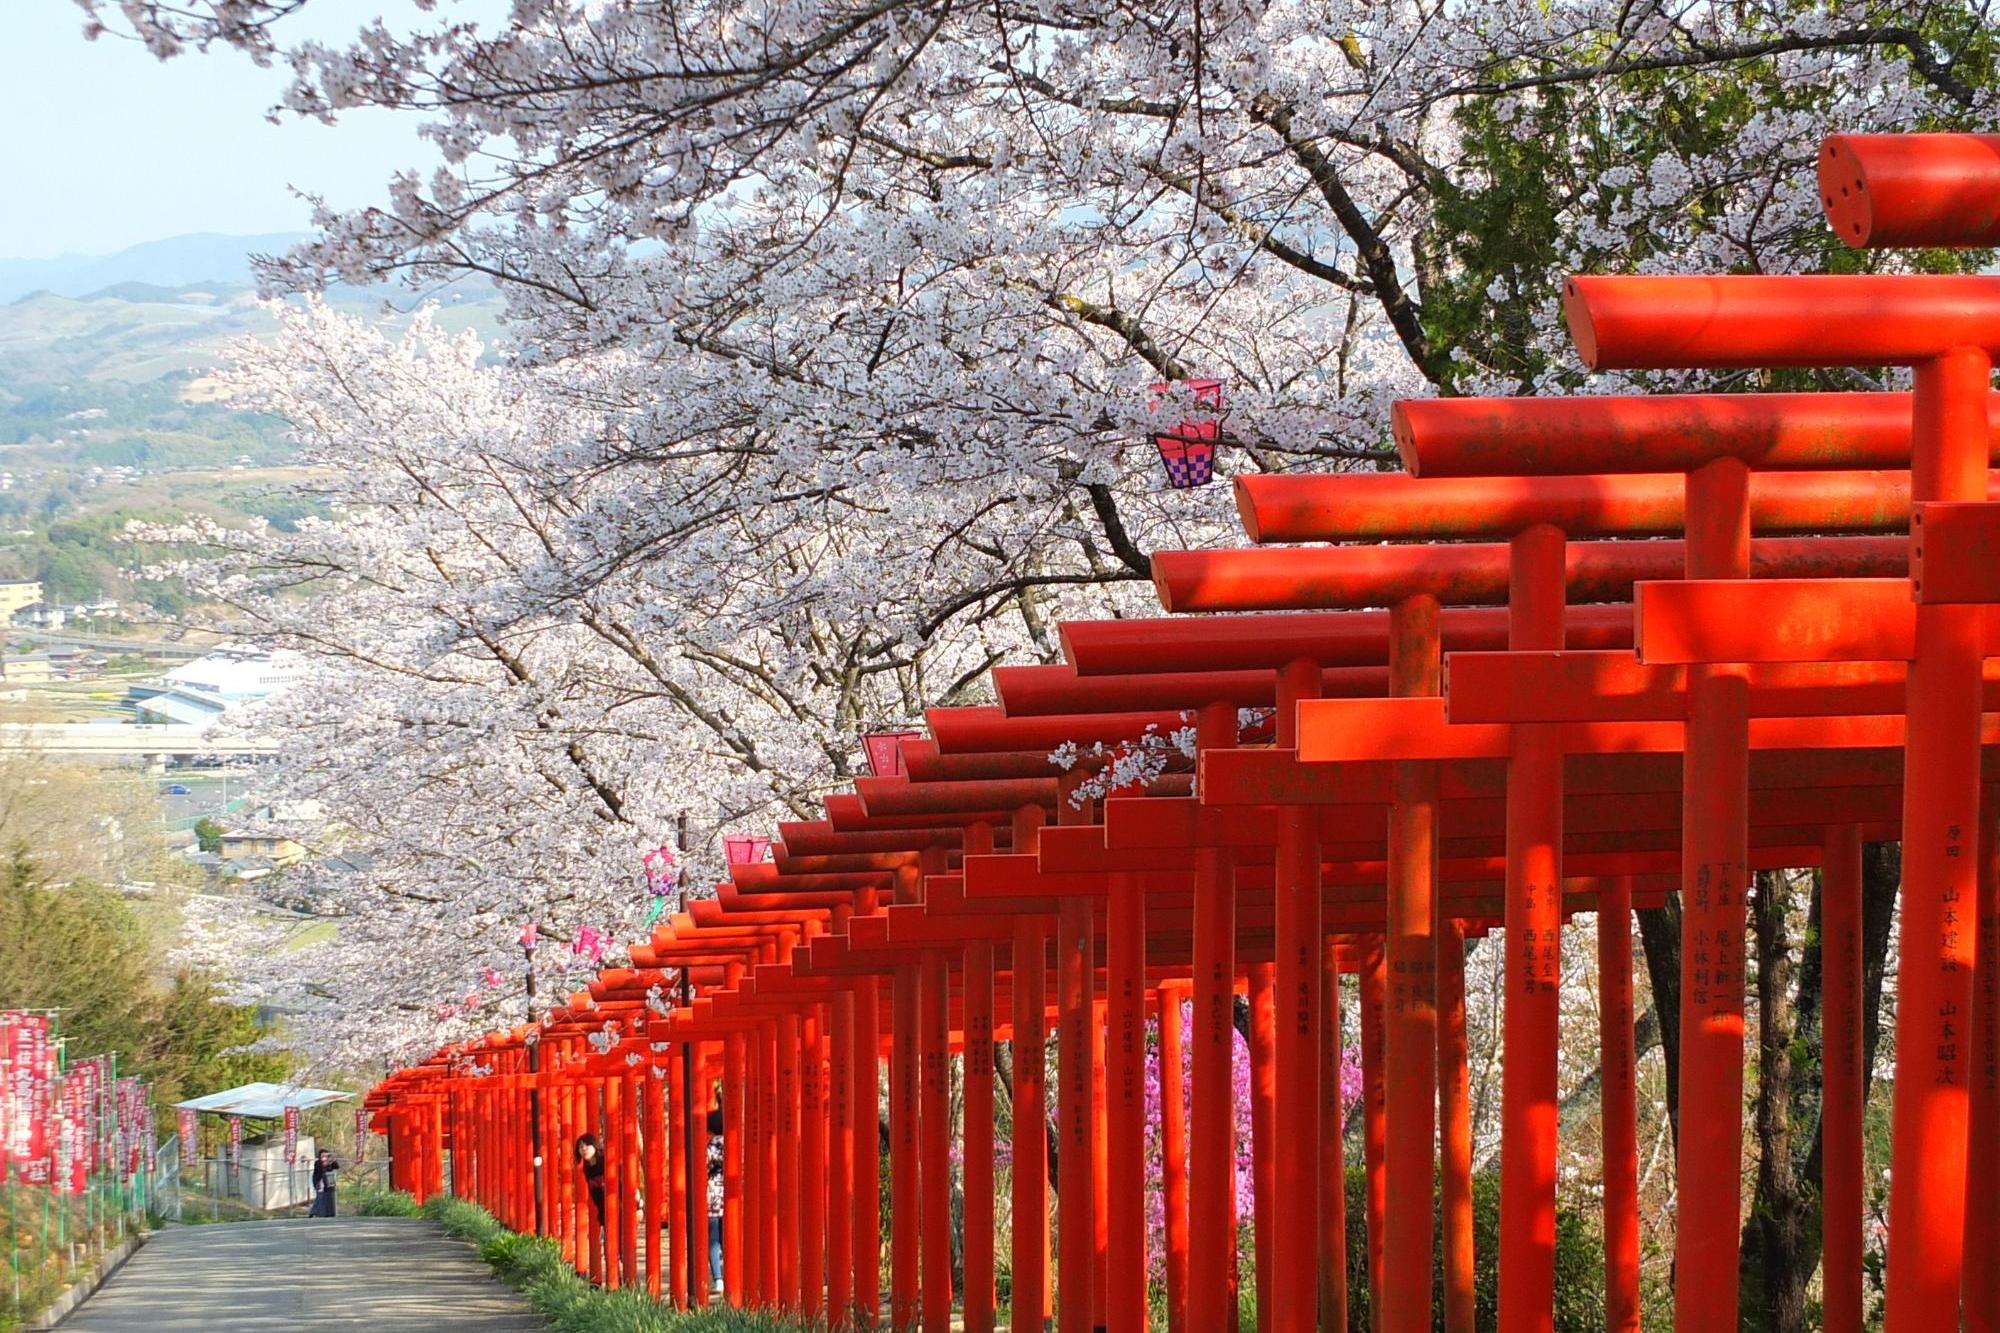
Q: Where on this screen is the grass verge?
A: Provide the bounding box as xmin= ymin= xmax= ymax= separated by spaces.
xmin=416 ymin=1194 xmax=808 ymax=1333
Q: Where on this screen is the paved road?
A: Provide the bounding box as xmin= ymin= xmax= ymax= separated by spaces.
xmin=61 ymin=1217 xmax=544 ymax=1331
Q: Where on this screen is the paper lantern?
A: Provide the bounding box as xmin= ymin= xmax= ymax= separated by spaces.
xmin=1149 ymin=378 xmax=1225 ymax=488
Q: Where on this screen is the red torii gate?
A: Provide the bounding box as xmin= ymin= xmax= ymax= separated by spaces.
xmin=364 ymin=129 xmax=2000 ymax=1333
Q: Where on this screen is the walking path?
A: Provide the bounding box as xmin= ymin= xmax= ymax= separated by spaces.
xmin=59 ymin=1217 xmax=544 ymax=1331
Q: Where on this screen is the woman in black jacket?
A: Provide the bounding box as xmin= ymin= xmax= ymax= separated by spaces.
xmin=574 ymin=1134 xmax=608 ymax=1279
xmin=309 ymin=1149 xmax=340 ymax=1217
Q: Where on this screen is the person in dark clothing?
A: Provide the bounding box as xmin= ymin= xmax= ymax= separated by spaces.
xmin=705 ymin=1097 xmax=725 ymax=1291
xmin=309 ymin=1149 xmax=339 ymax=1217
xmin=574 ymin=1132 xmax=611 ymax=1282
xmin=574 ymin=1133 xmax=608 ymax=1224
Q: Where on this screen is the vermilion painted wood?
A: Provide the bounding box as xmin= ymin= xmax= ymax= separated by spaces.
xmin=1105 ymin=872 xmax=1148 ymax=1333
xmin=919 ymin=941 xmax=954 ymax=1333
xmin=1563 ymin=273 xmax=2000 ymax=369
xmin=1187 ymin=701 xmax=1238 ymax=1333
xmin=1819 ymin=134 xmax=2000 ymax=248
xmin=961 ymin=935 xmax=996 ymax=1333
xmin=1270 ymin=657 xmax=1324 ymax=1333
xmin=1383 ymin=596 xmax=1441 ymax=1333
xmin=1968 ymin=804 xmax=2000 ymax=1333
xmin=1064 ymin=603 xmax=1633 ymax=675
xmin=1499 ymin=523 xmax=1563 ymax=1333
xmin=1248 ymin=961 xmax=1277 ymax=1332
xmin=1912 ymin=501 xmax=2000 ymax=603
xmin=1235 ymin=466 xmax=1980 ymax=542
xmin=1444 ymin=651 xmax=2000 ymax=723
xmin=1152 ymin=534 xmax=1905 ymax=613
xmin=994 ymin=661 xmax=1390 ymax=715
xmin=1393 ymin=390 xmax=2000 ymax=478
xmin=1009 ymin=802 xmax=1051 ymax=1333
xmin=1436 ymin=920 xmax=1474 ymax=1333
xmin=1156 ymin=981 xmax=1190 ymax=1333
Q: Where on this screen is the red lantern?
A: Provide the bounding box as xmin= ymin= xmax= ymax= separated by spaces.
xmin=722 ymin=833 xmax=771 ymax=865
xmin=863 ymin=730 xmax=923 ymax=779
xmin=1148 ymin=379 xmax=1225 ymax=488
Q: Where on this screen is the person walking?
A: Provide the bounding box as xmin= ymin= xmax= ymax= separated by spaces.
xmin=309 ymin=1148 xmax=340 ymax=1217
xmin=705 ymin=1096 xmax=725 ymax=1294
xmin=575 ymin=1134 xmax=609 ymax=1282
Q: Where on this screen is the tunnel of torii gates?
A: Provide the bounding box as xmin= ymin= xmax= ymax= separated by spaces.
xmin=367 ymin=132 xmax=2000 ymax=1333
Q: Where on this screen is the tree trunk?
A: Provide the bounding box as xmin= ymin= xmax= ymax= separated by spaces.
xmin=1743 ymin=871 xmax=1814 ymax=1331
xmin=1736 ymin=844 xmax=1900 ymax=1331
xmin=1637 ymin=897 xmax=1683 ymax=1144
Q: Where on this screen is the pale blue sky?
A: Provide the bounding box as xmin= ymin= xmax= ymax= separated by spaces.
xmin=1 ymin=3 xmax=453 ymax=258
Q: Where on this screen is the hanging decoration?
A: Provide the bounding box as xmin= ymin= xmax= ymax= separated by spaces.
xmin=640 ymin=843 xmax=680 ymax=930
xmin=1147 ymin=378 xmax=1225 ymax=488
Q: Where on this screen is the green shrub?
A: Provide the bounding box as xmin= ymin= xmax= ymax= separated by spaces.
xmin=419 ymin=1195 xmax=810 ymax=1332
xmin=351 ymin=1186 xmax=422 ymax=1218
xmin=1332 ymin=1167 xmax=1604 ymax=1332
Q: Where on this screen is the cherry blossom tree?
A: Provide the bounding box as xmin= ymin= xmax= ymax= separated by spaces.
xmin=85 ymin=15 xmax=1996 ymax=1281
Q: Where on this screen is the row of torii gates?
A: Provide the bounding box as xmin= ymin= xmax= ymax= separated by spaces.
xmin=369 ymin=133 xmax=2000 ymax=1332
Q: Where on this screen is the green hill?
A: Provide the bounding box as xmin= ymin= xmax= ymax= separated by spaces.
xmin=0 ymin=263 xmax=505 ymax=609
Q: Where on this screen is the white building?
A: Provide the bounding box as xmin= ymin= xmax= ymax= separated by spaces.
xmin=130 ymin=644 xmax=303 ymax=731
xmin=161 ymin=645 xmax=305 ymax=702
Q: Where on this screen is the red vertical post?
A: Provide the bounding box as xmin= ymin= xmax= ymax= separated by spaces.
xmin=1057 ymin=890 xmax=1097 ymax=1332
xmin=1968 ymin=800 xmax=2000 ymax=1333
xmin=1385 ymin=594 xmax=1440 ymax=1333
xmin=1106 ymin=870 xmax=1148 ymax=1333
xmin=1822 ymin=828 xmax=1865 ymax=1333
xmin=1248 ymin=961 xmax=1276 ymax=1333
xmin=763 ymin=1022 xmax=782 ymax=1306
xmin=622 ymin=1072 xmax=642 ymax=1288
xmin=853 ymin=969 xmax=883 ymax=1328
xmin=604 ymin=1077 xmax=625 ymax=1287
xmin=1273 ymin=656 xmax=1323 ymax=1333
xmin=780 ymin=1010 xmax=803 ymax=1311
xmin=1093 ymin=995 xmax=1110 ymax=1330
xmin=726 ymin=1032 xmax=747 ymax=1308
xmin=742 ymin=1034 xmax=763 ymax=1304
xmin=1598 ymin=876 xmax=1641 ymax=1333
xmin=802 ymin=1015 xmax=827 ymax=1322
xmin=1500 ymin=521 xmax=1564 ymax=1333
xmin=1675 ymin=457 xmax=1751 ymax=1332
xmin=1319 ymin=945 xmax=1348 ymax=1333
xmin=1887 ymin=345 xmax=1991 ymax=1332
xmin=645 ymin=1064 xmax=667 ymax=1298
xmin=965 ymin=936 xmax=998 ymax=1333
xmin=1157 ymin=983 xmax=1190 ymax=1333
xmin=1190 ymin=700 xmax=1240 ymax=1332
xmin=892 ymin=952 xmax=922 ymax=1329
xmin=1360 ymin=945 xmax=1387 ymax=1319
xmin=920 ymin=947 xmax=954 ymax=1333
xmin=1011 ymin=800 xmax=1050 ymax=1333
xmin=1436 ymin=919 xmax=1473 ymax=1333
xmin=830 ymin=984 xmax=856 ymax=1326
xmin=668 ymin=1054 xmax=689 ymax=1306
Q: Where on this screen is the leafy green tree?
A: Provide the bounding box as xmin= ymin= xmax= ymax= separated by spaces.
xmin=193 ymin=818 xmax=225 ymax=853
xmin=0 ymin=847 xmax=289 ymax=1136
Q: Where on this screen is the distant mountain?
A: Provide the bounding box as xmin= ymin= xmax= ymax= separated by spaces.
xmin=0 ymin=233 xmax=309 ymax=304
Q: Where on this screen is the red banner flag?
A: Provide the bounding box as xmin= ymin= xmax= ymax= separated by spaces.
xmin=4 ymin=1014 xmax=54 ymax=1184
xmin=228 ymin=1114 xmax=242 ymax=1169
xmin=283 ymin=1105 xmax=299 ymax=1164
xmin=177 ymin=1107 xmax=198 ymax=1166
xmin=355 ymin=1108 xmax=370 ymax=1152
